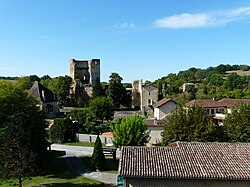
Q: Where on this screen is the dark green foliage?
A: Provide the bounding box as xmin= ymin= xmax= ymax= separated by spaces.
xmin=106 ymin=73 xmax=127 ymax=109
xmin=162 ymin=106 xmax=225 ymax=145
xmin=0 ymin=81 xmax=47 ymax=186
xmin=92 ymin=135 xmax=105 ymax=171
xmin=49 ymin=118 xmax=74 ymax=143
xmin=154 ymin=64 xmax=250 ymax=102
xmin=92 ymin=77 xmax=104 ymax=98
xmin=224 ymin=104 xmax=250 ymax=142
xmin=29 ymin=75 xmax=41 ymax=82
xmin=111 ymin=115 xmax=150 ymax=147
xmin=89 ymin=97 xmax=115 ymax=123
xmin=47 ymin=76 xmax=73 ymax=106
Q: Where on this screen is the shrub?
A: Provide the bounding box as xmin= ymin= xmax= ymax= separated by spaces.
xmin=91 ymin=135 xmax=105 ymax=171
xmin=49 ymin=118 xmax=74 ymax=143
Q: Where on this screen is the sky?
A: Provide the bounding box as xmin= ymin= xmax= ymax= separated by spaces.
xmin=0 ymin=0 xmax=250 ymax=83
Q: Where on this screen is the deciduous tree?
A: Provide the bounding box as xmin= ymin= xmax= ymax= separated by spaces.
xmin=0 ymin=81 xmax=47 ymax=187
xmin=89 ymin=97 xmax=115 ymax=123
xmin=111 ymin=115 xmax=150 ymax=147
xmin=106 ymin=73 xmax=127 ymax=109
xmin=162 ymin=106 xmax=225 ymax=145
xmin=224 ymin=104 xmax=250 ymax=142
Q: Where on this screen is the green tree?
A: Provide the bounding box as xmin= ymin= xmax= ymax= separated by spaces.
xmin=92 ymin=77 xmax=104 ymax=98
xmin=29 ymin=75 xmax=41 ymax=82
xmin=224 ymin=104 xmax=250 ymax=142
xmin=49 ymin=118 xmax=74 ymax=143
xmin=224 ymin=73 xmax=243 ymax=90
xmin=162 ymin=106 xmax=224 ymax=145
xmin=47 ymin=75 xmax=73 ymax=105
xmin=89 ymin=97 xmax=115 ymax=123
xmin=16 ymin=76 xmax=33 ymax=91
xmin=92 ymin=135 xmax=105 ymax=171
xmin=111 ymin=115 xmax=150 ymax=147
xmin=0 ymin=81 xmax=47 ymax=187
xmin=106 ymin=73 xmax=127 ymax=108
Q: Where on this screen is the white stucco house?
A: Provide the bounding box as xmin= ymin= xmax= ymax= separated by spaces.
xmin=154 ymin=98 xmax=177 ymax=120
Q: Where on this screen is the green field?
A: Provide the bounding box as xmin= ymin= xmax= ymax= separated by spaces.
xmin=0 ymin=151 xmax=103 ymax=187
xmin=226 ymin=70 xmax=250 ymax=76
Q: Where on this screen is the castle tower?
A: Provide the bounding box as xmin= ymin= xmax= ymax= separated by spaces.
xmin=70 ymin=59 xmax=100 ymax=99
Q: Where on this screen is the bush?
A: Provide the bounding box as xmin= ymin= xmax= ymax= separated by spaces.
xmin=111 ymin=115 xmax=150 ymax=147
xmin=49 ymin=118 xmax=74 ymax=143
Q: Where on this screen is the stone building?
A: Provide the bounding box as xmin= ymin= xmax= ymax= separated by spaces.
xmin=132 ymin=80 xmax=158 ymax=116
xmin=29 ymin=81 xmax=59 ymax=119
xmin=70 ymin=59 xmax=100 ymax=99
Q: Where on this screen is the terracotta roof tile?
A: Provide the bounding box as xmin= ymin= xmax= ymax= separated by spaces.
xmin=154 ymin=98 xmax=176 ymax=108
xmin=119 ymin=142 xmax=250 ymax=180
xmin=218 ymin=98 xmax=250 ymax=107
xmin=186 ymin=99 xmax=224 ymax=108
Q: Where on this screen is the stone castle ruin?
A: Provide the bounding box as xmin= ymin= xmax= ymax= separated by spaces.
xmin=70 ymin=59 xmax=100 ymax=99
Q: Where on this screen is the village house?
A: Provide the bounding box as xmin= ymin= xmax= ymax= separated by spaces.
xmin=118 ymin=142 xmax=250 ymax=187
xmin=186 ymin=98 xmax=250 ymax=125
xmin=143 ymin=98 xmax=177 ymax=145
xmin=154 ymin=98 xmax=177 ymax=120
xmin=29 ymin=81 xmax=59 ymax=119
xmin=132 ymin=80 xmax=158 ymax=117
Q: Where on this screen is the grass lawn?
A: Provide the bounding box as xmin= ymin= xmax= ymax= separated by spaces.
xmin=81 ymin=156 xmax=119 ymax=174
xmin=0 ymin=151 xmax=103 ymax=187
xmin=63 ymin=141 xmax=106 ymax=147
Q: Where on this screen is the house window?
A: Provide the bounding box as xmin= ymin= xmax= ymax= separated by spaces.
xmin=148 ymin=99 xmax=153 ymax=106
xmin=211 ymin=109 xmax=215 ymax=114
xmin=148 ymin=92 xmax=150 ymax=96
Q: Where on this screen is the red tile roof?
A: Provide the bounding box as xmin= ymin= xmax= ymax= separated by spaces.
xmin=187 ymin=99 xmax=250 ymax=108
xmin=154 ymin=98 xmax=176 ymax=108
xmin=218 ymin=98 xmax=250 ymax=107
xmin=186 ymin=99 xmax=225 ymax=108
xmin=119 ymin=142 xmax=250 ymax=180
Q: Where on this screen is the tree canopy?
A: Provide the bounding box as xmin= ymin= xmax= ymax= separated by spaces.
xmin=162 ymin=106 xmax=225 ymax=145
xmin=106 ymin=73 xmax=127 ymax=109
xmin=89 ymin=96 xmax=115 ymax=123
xmin=0 ymin=80 xmax=47 ymax=187
xmin=224 ymin=104 xmax=250 ymax=142
xmin=111 ymin=115 xmax=150 ymax=147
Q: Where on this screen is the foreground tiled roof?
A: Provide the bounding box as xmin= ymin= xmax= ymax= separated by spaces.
xmin=218 ymin=98 xmax=250 ymax=107
xmin=154 ymin=98 xmax=176 ymax=108
xmin=119 ymin=142 xmax=250 ymax=180
xmin=186 ymin=99 xmax=224 ymax=108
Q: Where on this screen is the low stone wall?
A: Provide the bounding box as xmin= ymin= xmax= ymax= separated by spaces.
xmin=75 ymin=133 xmax=113 ymax=144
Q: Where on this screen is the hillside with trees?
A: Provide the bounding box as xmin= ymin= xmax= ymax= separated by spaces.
xmin=154 ymin=64 xmax=250 ymax=104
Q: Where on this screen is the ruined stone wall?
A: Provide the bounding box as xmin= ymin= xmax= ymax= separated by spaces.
xmin=69 ymin=59 xmax=100 ymax=98
xmin=132 ymin=80 xmax=142 ymax=109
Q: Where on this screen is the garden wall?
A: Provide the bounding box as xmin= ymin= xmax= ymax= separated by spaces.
xmin=75 ymin=133 xmax=113 ymax=144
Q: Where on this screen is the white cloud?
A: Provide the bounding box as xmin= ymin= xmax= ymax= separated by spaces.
xmin=115 ymin=22 xmax=136 ymax=29
xmin=154 ymin=6 xmax=250 ymax=29
xmin=155 ymin=13 xmax=213 ymax=28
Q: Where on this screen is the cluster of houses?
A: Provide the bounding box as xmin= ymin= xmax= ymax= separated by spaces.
xmin=28 ymin=59 xmax=250 ymax=186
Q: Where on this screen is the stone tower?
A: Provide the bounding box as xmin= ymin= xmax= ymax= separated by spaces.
xmin=70 ymin=59 xmax=100 ymax=98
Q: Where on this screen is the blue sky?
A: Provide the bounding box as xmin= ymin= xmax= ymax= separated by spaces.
xmin=0 ymin=0 xmax=250 ymax=82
